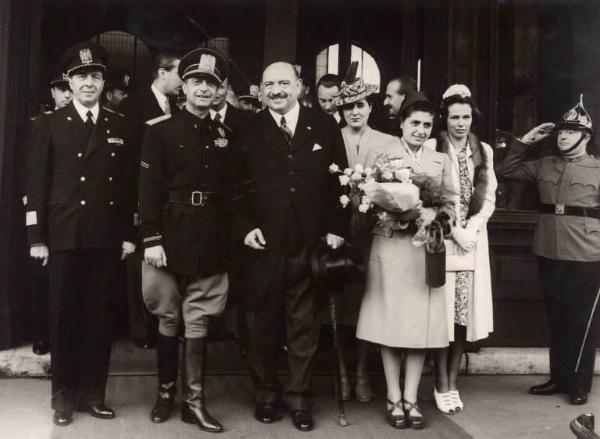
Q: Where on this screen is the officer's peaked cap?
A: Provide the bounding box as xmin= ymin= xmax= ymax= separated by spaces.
xmin=61 ymin=42 xmax=108 ymax=77
xmin=178 ymin=48 xmax=228 ymax=84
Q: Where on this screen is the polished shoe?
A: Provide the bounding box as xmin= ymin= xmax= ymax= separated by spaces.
xmin=569 ymin=392 xmax=588 ymax=405
xmin=80 ymin=404 xmax=115 ymax=419
xmin=151 ymin=382 xmax=176 ymax=423
xmin=291 ymin=409 xmax=314 ymax=432
xmin=529 ymin=380 xmax=563 ymax=396
xmin=385 ymin=399 xmax=407 ymax=429
xmin=434 ymin=387 xmax=455 ymax=414
xmin=355 ymin=375 xmax=374 ymax=403
xmin=403 ymin=399 xmax=424 ymax=430
xmin=53 ymin=411 xmax=73 ymax=426
xmin=449 ymin=390 xmax=464 ymax=412
xmin=32 ymin=340 xmax=49 ymax=356
xmin=254 ymin=403 xmax=282 ymax=424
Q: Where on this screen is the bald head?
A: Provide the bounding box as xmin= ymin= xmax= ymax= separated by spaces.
xmin=261 ymin=62 xmax=300 ymax=114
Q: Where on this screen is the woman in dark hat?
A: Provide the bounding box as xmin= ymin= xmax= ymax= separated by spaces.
xmin=425 ymin=84 xmax=497 ymax=414
xmin=356 ymin=92 xmax=457 ymax=430
xmin=332 ymin=63 xmax=401 ymax=403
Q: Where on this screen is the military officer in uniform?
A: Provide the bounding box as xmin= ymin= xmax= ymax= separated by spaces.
xmin=24 ymin=68 xmax=73 ymax=356
xmin=139 ymin=48 xmax=234 ymax=432
xmin=26 ymin=42 xmax=136 ymax=426
xmin=501 ymin=96 xmax=600 ymax=405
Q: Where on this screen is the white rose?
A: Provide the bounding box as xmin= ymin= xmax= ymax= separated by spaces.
xmin=361 ymin=195 xmax=371 ymax=204
xmin=339 ymin=175 xmax=350 ymax=186
xmin=394 ymin=169 xmax=411 ymax=183
xmin=351 ymin=172 xmax=363 ymax=181
xmin=339 ymin=194 xmax=350 ymax=208
xmin=343 ymin=168 xmax=353 ymax=176
xmin=382 ymin=170 xmax=393 ymax=181
xmin=354 ymin=163 xmax=364 ymax=174
xmin=358 ymin=203 xmax=370 ymax=213
xmin=364 ymin=167 xmax=373 ymax=176
xmin=365 ymin=176 xmax=375 ymax=183
xmin=329 ymin=163 xmax=340 ymax=173
xmin=391 ymin=159 xmax=405 ymax=168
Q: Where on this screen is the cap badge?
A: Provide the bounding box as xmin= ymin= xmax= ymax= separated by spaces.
xmin=199 ymin=54 xmax=216 ymax=72
xmin=124 ymin=74 xmax=130 ymax=86
xmin=79 ymin=48 xmax=93 ymax=64
xmin=62 ymin=73 xmax=69 ymax=81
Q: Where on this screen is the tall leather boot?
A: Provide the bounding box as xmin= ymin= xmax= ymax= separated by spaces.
xmin=180 ymin=337 xmax=223 ymax=433
xmin=150 ymin=334 xmax=179 ymax=423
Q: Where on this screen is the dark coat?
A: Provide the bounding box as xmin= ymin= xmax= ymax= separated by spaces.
xmin=233 ymin=104 xmax=349 ymax=301
xmin=26 ymin=103 xmax=136 ymax=251
xmin=139 ymin=108 xmax=239 ymax=276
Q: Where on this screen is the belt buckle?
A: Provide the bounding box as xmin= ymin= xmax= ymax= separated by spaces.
xmin=555 ymin=203 xmax=565 ymax=215
xmin=191 ymin=191 xmax=203 ymax=206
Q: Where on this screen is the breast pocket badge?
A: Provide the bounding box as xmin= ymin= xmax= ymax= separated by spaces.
xmin=108 ymin=137 xmax=124 ymax=145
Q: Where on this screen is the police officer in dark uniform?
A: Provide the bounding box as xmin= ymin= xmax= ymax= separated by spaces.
xmin=26 ymin=42 xmax=136 ymax=426
xmin=139 ymin=48 xmax=234 ymax=432
xmin=24 ymin=68 xmax=73 ymax=356
xmin=103 ymin=68 xmax=131 ymax=111
xmin=501 ymin=96 xmax=600 ymax=405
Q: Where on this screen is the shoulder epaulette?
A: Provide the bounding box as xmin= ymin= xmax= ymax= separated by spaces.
xmin=43 ymin=110 xmax=53 ymax=115
xmin=145 ymin=114 xmax=172 ymax=126
xmin=102 ymin=106 xmax=125 ymax=117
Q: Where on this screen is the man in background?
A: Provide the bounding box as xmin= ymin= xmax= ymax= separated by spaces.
xmin=316 ymin=73 xmax=342 ymax=125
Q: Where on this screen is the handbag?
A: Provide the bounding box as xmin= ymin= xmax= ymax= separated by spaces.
xmin=425 ymin=221 xmax=446 ymax=288
xmin=445 ymin=239 xmax=476 ymax=271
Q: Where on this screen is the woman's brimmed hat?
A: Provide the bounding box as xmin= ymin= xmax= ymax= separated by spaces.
xmin=334 ymin=61 xmax=378 ymax=107
xmin=442 ymin=83 xmax=472 ymax=101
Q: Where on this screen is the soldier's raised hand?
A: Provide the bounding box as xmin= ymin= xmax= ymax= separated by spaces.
xmin=145 ymin=245 xmax=167 ymax=268
xmin=244 ymin=228 xmax=266 ymax=250
xmin=30 ymin=244 xmax=49 ymax=266
xmin=522 ymin=122 xmax=556 ymax=144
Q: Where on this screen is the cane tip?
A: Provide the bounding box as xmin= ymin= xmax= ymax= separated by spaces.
xmin=339 ymin=415 xmax=349 ymax=427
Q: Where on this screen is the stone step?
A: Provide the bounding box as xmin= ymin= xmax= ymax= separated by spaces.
xmin=2 ymin=343 xmax=599 ymax=378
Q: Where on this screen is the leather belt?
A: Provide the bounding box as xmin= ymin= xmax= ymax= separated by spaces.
xmin=167 ymin=190 xmax=221 ymax=206
xmin=539 ymin=203 xmax=600 ymax=219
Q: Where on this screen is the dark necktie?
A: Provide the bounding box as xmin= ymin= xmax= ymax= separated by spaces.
xmin=214 ymin=113 xmax=222 ymax=125
xmin=280 ymin=116 xmax=293 ymax=144
xmin=85 ymin=110 xmax=95 ymax=135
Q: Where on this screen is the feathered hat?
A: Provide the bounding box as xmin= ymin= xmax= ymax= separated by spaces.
xmin=334 ymin=61 xmax=378 ymax=107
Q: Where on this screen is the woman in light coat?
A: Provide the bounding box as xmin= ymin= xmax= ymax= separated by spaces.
xmin=424 ymin=84 xmax=496 ymax=414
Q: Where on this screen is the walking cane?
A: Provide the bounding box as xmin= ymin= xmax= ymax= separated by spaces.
xmin=575 ymin=286 xmax=600 ymax=373
xmin=311 ymin=243 xmax=364 ymax=427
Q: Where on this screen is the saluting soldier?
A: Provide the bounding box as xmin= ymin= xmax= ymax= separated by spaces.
xmin=24 ymin=67 xmax=73 ymax=356
xmin=139 ymin=48 xmax=234 ymax=432
xmin=26 ymin=42 xmax=136 ymax=426
xmin=500 ymin=96 xmax=600 ymax=405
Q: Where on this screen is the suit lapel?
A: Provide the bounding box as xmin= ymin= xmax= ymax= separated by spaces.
xmin=62 ymin=103 xmax=89 ymax=151
xmin=261 ymin=109 xmax=288 ymax=151
xmin=290 ymin=106 xmax=313 ymax=152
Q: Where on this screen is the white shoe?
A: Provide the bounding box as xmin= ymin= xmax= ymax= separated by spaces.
xmin=449 ymin=390 xmax=464 ymax=412
xmin=434 ymin=387 xmax=455 ymax=414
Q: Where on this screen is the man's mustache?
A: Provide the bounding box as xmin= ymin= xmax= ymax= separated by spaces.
xmin=268 ymin=92 xmax=288 ymax=99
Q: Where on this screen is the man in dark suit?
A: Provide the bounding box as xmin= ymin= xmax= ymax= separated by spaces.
xmin=26 ymin=42 xmax=136 ymax=426
xmin=234 ymin=62 xmax=348 ymax=431
xmin=118 ymin=53 xmax=182 ymax=351
xmin=316 ymin=73 xmax=344 ymax=126
xmin=139 ymin=48 xmax=234 ymax=432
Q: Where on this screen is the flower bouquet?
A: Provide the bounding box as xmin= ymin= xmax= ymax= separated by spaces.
xmin=329 ymin=152 xmax=444 ymax=244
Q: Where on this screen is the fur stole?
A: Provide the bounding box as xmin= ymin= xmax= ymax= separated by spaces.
xmin=435 ymin=131 xmax=490 ymax=217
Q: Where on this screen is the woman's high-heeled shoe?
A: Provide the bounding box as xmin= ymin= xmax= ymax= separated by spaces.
xmin=385 ymin=399 xmax=407 ymax=429
xmin=434 ymin=386 xmax=455 ymax=414
xmin=355 ymin=375 xmax=374 ymax=402
xmin=403 ymin=399 xmax=425 ymax=430
xmin=450 ymin=390 xmax=464 ymax=412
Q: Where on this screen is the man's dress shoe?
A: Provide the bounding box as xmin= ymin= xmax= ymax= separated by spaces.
xmin=254 ymin=403 xmax=281 ymax=424
xmin=53 ymin=411 xmax=73 ymax=426
xmin=79 ymin=404 xmax=115 ymax=419
xmin=32 ymin=341 xmax=49 ymax=355
xmin=529 ymin=381 xmax=562 ymax=395
xmin=291 ymin=410 xmax=314 ymax=432
xmin=570 ymin=392 xmax=588 ymax=405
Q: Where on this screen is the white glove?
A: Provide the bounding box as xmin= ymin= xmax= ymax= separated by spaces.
xmin=121 ymin=241 xmax=136 ymax=260
xmin=452 ymin=226 xmax=477 ymax=252
xmin=326 ymin=233 xmax=345 ymax=249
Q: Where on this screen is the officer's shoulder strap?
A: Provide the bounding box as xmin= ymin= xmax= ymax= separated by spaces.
xmin=145 ymin=114 xmax=172 ymax=126
xmin=102 ymin=106 xmax=125 ymax=117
